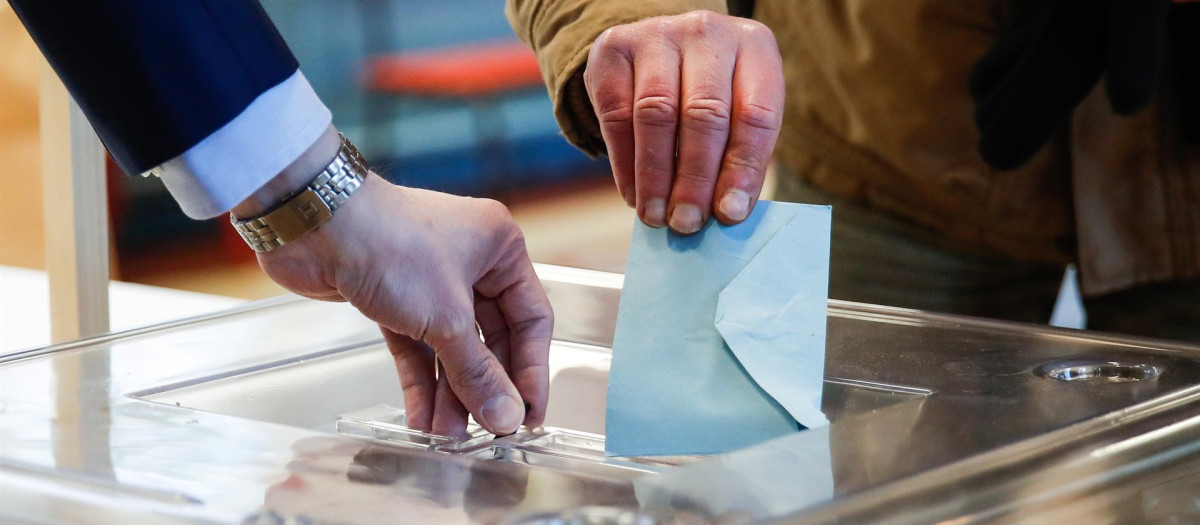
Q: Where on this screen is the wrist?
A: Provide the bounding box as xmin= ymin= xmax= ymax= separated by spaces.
xmin=230 ymin=129 xmax=370 ymax=253
xmin=231 ymin=125 xmax=341 ymax=218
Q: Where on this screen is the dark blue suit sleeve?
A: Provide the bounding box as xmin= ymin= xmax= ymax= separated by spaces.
xmin=8 ymin=0 xmax=300 ymax=175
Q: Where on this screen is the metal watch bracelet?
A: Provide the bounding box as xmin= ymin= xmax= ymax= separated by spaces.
xmin=230 ymin=133 xmax=369 ymax=253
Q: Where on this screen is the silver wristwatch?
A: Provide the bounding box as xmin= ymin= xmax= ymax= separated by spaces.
xmin=230 ymin=133 xmax=369 ymax=253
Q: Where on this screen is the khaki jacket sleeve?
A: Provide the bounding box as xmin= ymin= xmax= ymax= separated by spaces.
xmin=506 ymin=0 xmax=727 ymax=157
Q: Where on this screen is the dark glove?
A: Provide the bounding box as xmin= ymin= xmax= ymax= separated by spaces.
xmin=969 ymin=0 xmax=1172 ymax=170
xmin=1170 ymin=3 xmax=1200 ymax=143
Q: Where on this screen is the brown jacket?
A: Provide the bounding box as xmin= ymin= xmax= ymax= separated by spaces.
xmin=507 ymin=0 xmax=1200 ymax=296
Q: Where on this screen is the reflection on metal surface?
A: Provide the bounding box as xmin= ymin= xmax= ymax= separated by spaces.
xmin=0 ymin=457 xmax=202 ymax=506
xmin=5 ymin=265 xmax=1200 ymax=524
xmin=771 ymin=384 xmax=1200 ymax=525
xmin=823 ymin=377 xmax=933 ymax=397
xmin=259 ymin=436 xmax=642 ymax=524
xmin=52 ymin=350 xmax=114 ymax=484
xmin=336 ymin=404 xmax=692 ymax=477
xmin=1035 ymin=359 xmax=1161 ymax=383
xmin=337 ymin=404 xmax=473 ymax=448
xmin=509 ymin=506 xmax=656 ymax=525
xmin=537 ymin=265 xmax=623 ymax=348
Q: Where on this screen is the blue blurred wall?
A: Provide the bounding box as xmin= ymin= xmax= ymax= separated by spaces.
xmin=261 ymin=0 xmax=602 ymax=195
xmin=116 ymin=0 xmax=599 ymax=247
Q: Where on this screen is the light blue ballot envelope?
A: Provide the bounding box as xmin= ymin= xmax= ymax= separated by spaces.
xmin=606 ymin=201 xmax=832 ymax=456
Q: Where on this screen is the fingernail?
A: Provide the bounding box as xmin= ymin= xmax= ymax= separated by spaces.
xmin=719 ymin=190 xmax=751 ymax=222
xmin=669 ymin=204 xmax=704 ymax=234
xmin=622 ymin=187 xmax=635 ymax=208
xmin=482 ymin=395 xmax=523 ymax=434
xmin=644 ymin=198 xmax=667 ymax=228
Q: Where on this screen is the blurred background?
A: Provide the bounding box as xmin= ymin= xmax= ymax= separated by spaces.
xmin=0 ymin=0 xmax=1085 ymax=351
xmin=0 ymin=0 xmax=636 ymax=304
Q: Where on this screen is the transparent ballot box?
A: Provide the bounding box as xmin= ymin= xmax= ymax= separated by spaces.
xmin=6 ymin=265 xmax=1200 ymax=523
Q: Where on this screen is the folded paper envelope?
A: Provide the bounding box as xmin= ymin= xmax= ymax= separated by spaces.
xmin=606 ymin=201 xmax=832 ymax=456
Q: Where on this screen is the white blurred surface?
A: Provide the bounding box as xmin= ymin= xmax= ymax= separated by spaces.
xmin=0 ymin=265 xmax=243 ymax=353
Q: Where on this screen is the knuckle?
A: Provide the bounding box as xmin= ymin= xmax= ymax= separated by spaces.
xmin=742 ymin=21 xmax=781 ymax=54
xmin=735 ymin=103 xmax=782 ymax=132
xmin=534 ymin=298 xmax=555 ymax=326
xmin=739 ymin=18 xmax=771 ymax=37
xmin=472 ymin=198 xmax=515 ymax=232
xmin=682 ymin=97 xmax=733 ymax=133
xmin=477 ymin=197 xmax=512 ymax=220
xmin=633 ymin=95 xmax=679 ymax=127
xmin=682 ymin=10 xmax=722 ymax=36
xmin=593 ymin=26 xmax=625 ymax=51
xmin=451 ymin=355 xmax=501 ymax=394
xmin=596 ymin=101 xmax=634 ymax=125
xmin=400 ymin=380 xmax=429 ymax=400
xmin=508 ymin=226 xmax=527 ymax=249
xmin=510 ymin=315 xmax=554 ymax=350
xmin=494 ymin=220 xmax=528 ymax=255
xmin=724 ymin=150 xmax=766 ymax=174
xmin=431 ymin=310 xmax=477 ymax=346
xmin=675 ymin=167 xmax=718 ymax=185
xmin=642 ymin=16 xmax=677 ymax=37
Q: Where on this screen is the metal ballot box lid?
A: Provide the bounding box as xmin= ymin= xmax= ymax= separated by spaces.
xmin=4 ymin=264 xmax=1200 ymax=524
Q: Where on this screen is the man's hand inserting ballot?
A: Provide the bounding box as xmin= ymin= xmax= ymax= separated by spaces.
xmin=584 ymin=10 xmax=785 ymax=234
xmin=251 ymin=165 xmax=553 ymax=437
xmin=10 ymin=0 xmax=552 ymax=440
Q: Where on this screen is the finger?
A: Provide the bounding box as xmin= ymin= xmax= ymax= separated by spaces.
xmin=475 ymin=252 xmax=552 ymax=428
xmin=381 ymin=327 xmax=436 ymax=432
xmin=475 ymin=294 xmax=512 ymax=373
xmin=425 ymin=305 xmax=526 ymax=435
xmin=713 ymin=27 xmax=784 ymax=225
xmin=432 ymin=360 xmax=471 ymax=438
xmin=671 ymin=36 xmax=736 ymax=233
xmin=630 ymin=40 xmax=683 ymax=228
xmin=585 ymin=29 xmax=637 ymax=208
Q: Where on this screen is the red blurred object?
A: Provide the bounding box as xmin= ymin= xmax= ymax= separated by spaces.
xmin=364 ymin=40 xmax=543 ymax=97
xmin=219 ymin=217 xmax=258 ymax=265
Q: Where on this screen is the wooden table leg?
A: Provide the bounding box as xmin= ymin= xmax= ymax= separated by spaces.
xmin=38 ymin=59 xmax=109 ymax=343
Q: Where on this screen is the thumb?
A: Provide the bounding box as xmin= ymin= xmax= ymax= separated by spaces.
xmin=425 ymin=316 xmax=526 ymax=435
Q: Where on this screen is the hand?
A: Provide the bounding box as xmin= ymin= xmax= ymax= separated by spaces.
xmin=253 ymin=175 xmax=553 ymax=437
xmin=584 ymin=10 xmax=784 ymax=234
xmin=969 ymin=0 xmax=1173 ymax=169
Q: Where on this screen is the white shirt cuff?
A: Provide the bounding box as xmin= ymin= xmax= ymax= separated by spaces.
xmin=154 ymin=71 xmax=333 ymax=219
